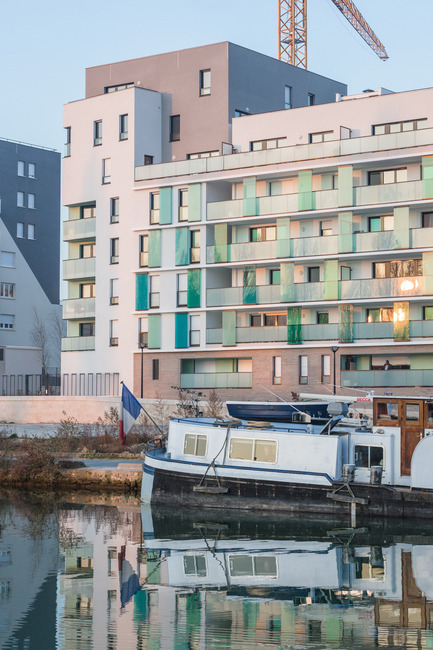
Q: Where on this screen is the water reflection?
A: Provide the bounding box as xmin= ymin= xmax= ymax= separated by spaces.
xmin=2 ymin=491 xmax=433 ymax=648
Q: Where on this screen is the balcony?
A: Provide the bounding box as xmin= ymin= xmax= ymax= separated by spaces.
xmin=258 ymin=194 xmax=298 ymax=216
xmin=61 ymin=336 xmax=95 ymax=352
xmin=303 ymin=323 xmax=338 ymax=341
xmin=411 ymin=227 xmax=433 ymax=249
xmin=353 ymin=322 xmax=394 ymax=339
xmin=63 ymin=257 xmax=96 ymax=281
xmin=180 ymin=372 xmax=252 ymax=389
xmin=206 ymin=284 xmax=281 ymax=307
xmin=292 ymin=235 xmax=338 ymax=257
xmin=294 ymin=282 xmax=324 ymax=302
xmin=341 ymin=369 xmax=432 ymax=388
xmin=62 ymin=298 xmax=95 ymax=320
xmin=207 ymin=199 xmax=243 ymax=221
xmin=340 ymin=276 xmax=424 ymax=300
xmin=63 ymin=218 xmax=96 ymax=242
xmin=355 ymin=180 xmax=421 ymax=207
xmin=236 ymin=325 xmax=286 ymax=343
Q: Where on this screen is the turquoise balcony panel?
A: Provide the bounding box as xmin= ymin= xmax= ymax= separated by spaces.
xmin=63 ymin=217 xmax=96 ymax=242
xmin=410 ymin=320 xmax=433 ymax=337
xmin=206 ymin=328 xmax=223 ymax=344
xmin=341 ymin=369 xmax=431 ymax=388
xmin=230 ymin=240 xmax=277 ymax=262
xmin=62 ymin=298 xmax=95 ymax=320
xmin=61 ymin=336 xmax=95 ymax=352
xmin=355 ymin=231 xmax=395 ymax=253
xmin=63 ymin=257 xmax=96 ymax=281
xmin=411 ymin=227 xmax=433 ymax=249
xmin=294 ymin=283 xmax=324 ymax=302
xmin=236 ymin=326 xmax=286 ymax=343
xmin=353 ymin=322 xmax=394 ymax=339
xmin=340 ymin=277 xmax=424 ymax=300
xmin=258 ymin=194 xmax=298 ymax=216
xmin=292 ymin=235 xmax=338 ymax=257
xmin=207 ymin=199 xmax=243 ymax=221
xmin=180 ymin=372 xmax=252 ymax=389
xmin=302 ymin=323 xmax=339 ymax=341
xmin=355 ymin=180 xmax=421 ymax=207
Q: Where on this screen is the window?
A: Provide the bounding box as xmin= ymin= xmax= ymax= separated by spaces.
xmin=0 ymin=252 xmax=15 ymax=267
xmin=190 ymin=230 xmax=200 ymax=263
xmin=250 ymin=226 xmax=276 ymax=242
xmin=187 ymin=150 xmax=219 ymax=159
xmin=423 ymin=212 xmax=433 ymax=228
xmin=110 ymin=238 xmax=119 ymax=264
xmin=309 ymin=131 xmax=333 ymax=144
xmin=229 ymin=437 xmax=277 ymax=464
xmin=80 ymin=243 xmax=95 ymax=258
xmin=64 ymin=126 xmax=71 ymax=156
xmin=79 ymin=322 xmax=95 ymax=337
xmin=16 ymin=223 xmax=24 ymax=238
xmin=273 ymin=356 xmax=281 ymax=385
xmin=177 ymin=273 xmax=187 ymax=307
xmin=110 ymin=279 xmax=119 ymax=305
xmin=373 ymin=259 xmax=422 ymax=279
xmin=144 ymin=155 xmax=154 ymax=165
xmin=285 ymin=85 xmax=292 ymax=109
xmin=179 ymin=189 xmax=188 ymax=221
xmin=317 ymin=312 xmax=329 ymax=324
xmin=251 ymin=138 xmax=287 ymax=151
xmin=270 ymin=269 xmax=280 ymax=285
xmin=149 ymin=275 xmax=160 ymax=308
xmin=369 ymin=215 xmax=394 ymax=232
xmin=139 ymin=234 xmax=149 ymax=267
xmin=341 ymin=265 xmax=351 ymax=281
xmin=170 ymin=115 xmax=180 ymax=142
xmin=104 ymin=82 xmax=134 ymax=93
xmin=28 ymin=224 xmax=35 ymax=240
xmin=264 ymin=314 xmax=286 ymax=326
xmin=199 ymin=69 xmax=211 ymax=96
xmin=308 ymin=267 xmax=320 ymax=283
xmin=190 ymin=314 xmax=200 ymax=346
xmin=250 ymin=314 xmax=261 ymax=327
xmin=373 ymin=118 xmax=427 ymax=135
xmin=367 ymin=308 xmax=393 ymax=323
xmin=307 ymin=93 xmax=315 ymax=106
xmin=299 ymin=356 xmax=308 ymax=384
xmin=119 ymin=114 xmax=128 ymax=140
xmin=17 ymin=191 xmax=24 ymax=207
xmin=152 ymin=359 xmax=159 ymax=380
xmin=94 ymin=120 xmax=102 ymax=146
xmin=368 ymin=168 xmax=407 ymax=185
xmin=355 ymin=445 xmax=384 ymax=469
xmin=80 ymin=283 xmax=95 ymax=298
xmin=110 ymin=320 xmax=119 ymax=346
xmin=268 ymin=181 xmax=282 ymax=196
xmin=17 ymin=161 xmax=25 ymax=176
xmin=81 ymin=205 xmax=96 ymax=219
xmin=321 ymin=355 xmax=330 ymax=383
xmin=28 ymin=193 xmax=35 ymax=209
xmin=0 ymin=315 xmax=14 ymax=330
xmin=0 ymin=283 xmax=14 ymax=298
xmin=150 ymin=192 xmax=160 ymax=224
xmin=184 ymin=554 xmax=207 ymax=577
xmin=28 ymin=163 xmax=36 ymax=178
xmin=110 ymin=197 xmax=119 ymax=223
xmin=229 ymin=555 xmax=277 ymax=578
xmin=424 ymin=306 xmax=433 ymax=320
xmin=184 ymin=433 xmax=207 ymax=457
xmin=102 ymin=158 xmax=111 ymax=184
xmin=320 ymin=221 xmax=333 ymax=236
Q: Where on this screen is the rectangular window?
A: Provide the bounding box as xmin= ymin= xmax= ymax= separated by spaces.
xmin=264 ymin=313 xmax=286 ymax=326
xmin=367 ymin=308 xmax=393 ymax=323
xmin=250 ymin=226 xmax=276 ymax=242
xmin=79 ymin=322 xmax=95 ymax=337
xmin=102 ymin=158 xmax=111 ymax=184
xmin=139 ymin=234 xmax=149 ymax=267
xmin=199 ymin=69 xmax=211 ymax=96
xmin=308 ymin=267 xmax=320 ymax=283
xmin=190 ymin=314 xmax=200 ymax=346
xmin=229 ymin=438 xmax=277 ymax=464
xmin=149 ymin=275 xmax=160 ymax=308
xmin=229 ymin=555 xmax=277 ymax=578
xmin=317 ymin=312 xmax=329 ymax=324
xmin=251 ymin=138 xmax=287 ymax=152
xmin=110 ymin=238 xmax=119 ymax=264
xmin=424 ymin=306 xmax=433 ymax=320
xmin=270 ymin=269 xmax=280 ymax=285
xmin=423 ymin=212 xmax=433 ymax=228
xmin=368 ymin=168 xmax=407 ymax=185
xmin=0 ymin=283 xmax=14 ymax=298
xmin=190 ymin=230 xmax=200 ymax=263
xmin=307 ymin=93 xmax=315 ymax=106
xmin=152 ymin=359 xmax=159 ymax=380
xmin=28 ymin=163 xmax=36 ymax=179
xmin=355 ymin=445 xmax=384 ymax=469
xmin=250 ymin=314 xmax=261 ymax=327
xmin=285 ymin=85 xmax=292 ymax=109
xmin=17 ymin=161 xmax=25 ymax=176
xmin=110 ymin=197 xmax=119 ymax=223
xmin=187 ymin=150 xmax=219 ymax=160
xmin=0 ymin=314 xmax=14 ymax=330
xmin=170 ymin=114 xmax=180 ymax=142
xmin=119 ymin=114 xmax=128 ymax=140
xmin=110 ymin=278 xmax=119 ymax=305
xmin=299 ymin=355 xmax=308 ymax=384
xmin=369 ymin=216 xmax=393 ymax=232
xmin=184 ymin=554 xmax=207 ymax=577
xmin=184 ymin=433 xmax=207 ymax=457
xmin=17 ymin=191 xmax=24 ymax=207
xmin=309 ymin=131 xmax=333 ymax=144
xmin=0 ymin=252 xmax=15 ymax=267
xmin=179 ymin=189 xmax=188 ymax=221
xmin=177 ymin=273 xmax=187 ymax=307
xmin=27 ymin=224 xmax=35 ymax=240
xmin=81 ymin=205 xmax=96 ymax=219
xmin=16 ymin=222 xmax=24 ymax=238
xmin=64 ymin=126 xmax=71 ymax=156
xmin=150 ymin=192 xmax=160 ymax=224
xmin=80 ymin=243 xmax=96 ymax=258
xmin=144 ymin=154 xmax=154 ymax=165
xmin=341 ymin=265 xmax=351 ymax=281
xmin=94 ymin=120 xmax=102 ymax=145
xmin=373 ymin=118 xmax=427 ymax=135
xmin=320 ymin=221 xmax=333 ymax=236
xmin=373 ymin=259 xmax=422 ymax=279
xmin=110 ymin=320 xmax=119 ymax=346
xmin=321 ymin=355 xmax=330 ymax=383
xmin=80 ymin=282 xmax=95 ymax=298
xmin=28 ymin=193 xmax=35 ymax=209
xmin=104 ymin=82 xmax=134 ymax=93
xmin=273 ymin=356 xmax=281 ymax=385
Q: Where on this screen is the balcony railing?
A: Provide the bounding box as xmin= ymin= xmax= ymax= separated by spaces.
xmin=206 ymin=284 xmax=281 ymax=307
xmin=62 ymin=297 xmax=95 ymax=320
xmin=340 ymin=276 xmax=424 ymax=300
xmin=341 ymin=369 xmax=433 ymax=388
xmin=61 ymin=336 xmax=95 ymax=352
xmin=63 ymin=257 xmax=96 ymax=281
xmin=180 ymin=372 xmax=252 ymax=389
xmin=63 ymin=217 xmax=96 ymax=242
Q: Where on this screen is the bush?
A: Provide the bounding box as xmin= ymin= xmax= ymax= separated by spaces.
xmin=10 ymin=437 xmax=60 ymax=482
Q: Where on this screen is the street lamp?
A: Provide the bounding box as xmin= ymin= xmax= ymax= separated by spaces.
xmin=330 ymin=346 xmax=339 ymax=395
xmin=138 ymin=341 xmax=146 ymax=399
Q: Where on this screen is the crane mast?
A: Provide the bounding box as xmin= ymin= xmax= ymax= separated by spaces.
xmin=278 ymin=0 xmax=388 ymax=68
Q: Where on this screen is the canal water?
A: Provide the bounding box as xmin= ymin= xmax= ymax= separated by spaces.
xmin=2 ymin=491 xmax=433 ymax=649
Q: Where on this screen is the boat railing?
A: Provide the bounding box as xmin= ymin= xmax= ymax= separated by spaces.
xmin=146 ymin=438 xmax=166 ymax=454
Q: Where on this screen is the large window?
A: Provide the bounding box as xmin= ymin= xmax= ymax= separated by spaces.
xmin=0 ymin=315 xmax=14 ymax=330
xmin=367 ymin=308 xmax=393 ymax=323
xmin=373 ymin=259 xmax=422 ymax=278
xmin=80 ymin=283 xmax=95 ymax=298
xmin=80 ymin=243 xmax=95 ymax=258
xmin=369 ymin=215 xmax=393 ymax=232
xmin=250 ymin=226 xmax=276 ymax=242
xmin=251 ymin=137 xmax=287 ymax=152
xmin=229 ymin=555 xmax=277 ymax=578
xmin=355 ymin=445 xmax=384 ymax=469
xmin=309 ymin=131 xmax=333 ymax=144
xmin=373 ymin=118 xmax=427 ymax=135
xmin=199 ymin=69 xmax=211 ymax=96
xmin=368 ymin=168 xmax=407 ymax=185
xmin=184 ymin=433 xmax=207 ymax=457
xmin=229 ymin=438 xmax=277 ymax=464
xmin=93 ymin=120 xmax=102 ymax=146
xmin=81 ymin=205 xmax=96 ymax=219
xmin=170 ymin=114 xmax=180 ymax=142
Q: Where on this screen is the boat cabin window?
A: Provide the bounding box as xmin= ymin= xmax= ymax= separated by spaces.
xmin=376 ymin=401 xmax=399 ymax=423
xmin=183 ymin=554 xmax=207 ymax=577
xmin=229 ymin=555 xmax=277 ymax=578
xmin=427 ymin=402 xmax=433 ymax=427
xmin=355 ymin=445 xmax=384 ymax=469
xmin=406 ymin=403 xmax=420 ymax=422
xmin=229 ymin=438 xmax=277 ymax=464
xmin=183 ymin=433 xmax=207 ymax=457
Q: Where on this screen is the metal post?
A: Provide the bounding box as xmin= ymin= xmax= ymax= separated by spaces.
xmin=331 ymin=346 xmax=339 ymax=395
xmin=139 ymin=343 xmax=145 ymax=399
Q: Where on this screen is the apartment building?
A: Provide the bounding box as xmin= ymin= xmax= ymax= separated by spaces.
xmin=0 ymin=138 xmax=61 ymax=394
xmin=61 ymin=42 xmax=347 ymax=397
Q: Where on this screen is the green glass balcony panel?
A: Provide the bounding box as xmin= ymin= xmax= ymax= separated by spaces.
xmin=280 ymin=263 xmax=295 ymax=302
xmin=410 ymin=320 xmax=433 ymax=337
xmin=159 ymin=187 xmax=172 ymax=224
xmin=355 ymin=230 xmax=394 ymax=253
xmin=341 ymin=369 xmax=432 ymax=388
xmin=207 ymin=198 xmax=243 ymax=221
xmin=338 ymin=212 xmax=353 ymax=253
xmin=355 ymin=180 xmax=421 ymax=207
xmin=62 ymin=297 xmax=95 ymax=320
xmin=393 ymin=206 xmax=410 ymax=249
xmin=294 ymin=282 xmax=324 ymax=302
xmin=324 ymin=260 xmax=339 ymax=300
xmin=422 ymin=156 xmax=433 ymax=199
xmin=230 ymin=240 xmax=277 ymax=262
xmin=298 ymin=170 xmax=314 ymax=211
xmin=187 ymin=269 xmax=201 ymax=308
xmin=340 ymin=277 xmax=424 ymax=300
xmin=287 ymin=307 xmax=302 ymax=344
xmin=214 ymin=223 xmax=229 ymax=263
xmin=393 ymin=301 xmax=410 ymax=341
xmin=61 ymin=336 xmax=95 ymax=352
xmin=259 ymin=194 xmax=298 ymax=216
xmin=148 ymin=314 xmax=161 ymax=349
xmin=243 ymin=177 xmax=257 ymax=217
xmin=148 ymin=230 xmax=161 ymax=267
xmin=188 ymin=184 xmax=201 ymax=222
xmin=302 ymin=323 xmax=338 ymax=341
xmin=338 ymin=165 xmax=353 ymax=207
xmin=175 ymin=313 xmax=189 ymax=348
xmin=338 ymin=304 xmax=353 ymax=343
xmin=411 ymin=227 xmax=433 ymax=249
xmin=180 ymin=372 xmax=252 ymax=389
xmin=276 ymin=217 xmax=291 ymax=258
xmin=236 ymin=326 xmax=286 ymax=343
xmin=423 ymin=252 xmax=433 ymax=295
xmin=411 ymin=354 xmax=433 ymax=370
xmin=291 ymin=235 xmax=338 ymax=257
xmin=243 ymin=266 xmax=256 ymax=304
xmin=63 ymin=217 xmax=96 ymax=242
xmin=314 ymin=189 xmax=338 ymax=210
xmin=222 ymin=310 xmax=236 ymax=346
xmin=353 ymin=322 xmax=394 ymax=339
xmin=175 ymin=228 xmax=189 ymax=266
xmin=135 ymin=273 xmax=149 ymax=310
xmin=63 ymin=257 xmax=96 ymax=281
xmin=206 ymin=328 xmax=222 ymax=344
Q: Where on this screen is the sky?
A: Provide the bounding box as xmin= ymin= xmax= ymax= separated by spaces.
xmin=0 ymin=0 xmax=431 ymax=153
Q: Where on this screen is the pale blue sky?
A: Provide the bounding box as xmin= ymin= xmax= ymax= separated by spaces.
xmin=1 ymin=0 xmax=431 ymax=152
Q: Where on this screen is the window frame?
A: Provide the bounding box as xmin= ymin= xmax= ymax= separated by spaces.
xmin=199 ymin=69 xmax=211 ymax=96
xmin=93 ymin=120 xmax=102 ymax=146
xmin=170 ymin=114 xmax=180 ymax=142
xmin=110 ymin=197 xmax=119 ymax=223
xmin=119 ymin=114 xmax=128 ymax=140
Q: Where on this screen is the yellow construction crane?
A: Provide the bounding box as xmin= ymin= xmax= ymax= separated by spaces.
xmin=279 ymin=0 xmax=388 ymax=68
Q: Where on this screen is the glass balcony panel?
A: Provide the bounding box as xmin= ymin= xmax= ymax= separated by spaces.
xmin=340 ymin=277 xmax=423 ymax=300
xmin=207 ymin=199 xmax=243 ymax=221
xmin=410 ymin=320 xmax=433 ymax=337
xmin=295 ymin=282 xmax=324 ymax=301
xmin=63 ymin=257 xmax=96 ymax=281
xmin=314 ymin=189 xmax=339 ymax=210
xmin=302 ymin=323 xmax=339 ymax=340
xmin=236 ymin=325 xmax=286 ymax=343
xmin=62 ymin=298 xmax=95 ymax=320
xmin=180 ymin=372 xmax=252 ymax=389
xmin=341 ymin=369 xmax=428 ymax=388
xmin=353 ymin=322 xmax=394 ymax=339
xmin=206 ymin=328 xmax=222 ymax=344
xmin=256 ymin=285 xmax=281 ymax=303
xmin=411 ymin=227 xmax=433 ymax=249
xmin=258 ymin=194 xmax=298 ymax=216
xmin=63 ymin=217 xmax=96 ymax=242
xmin=292 ymin=235 xmax=338 ymax=257
xmin=355 ymin=231 xmax=394 ymax=253
xmin=206 ymin=287 xmax=243 ymax=307
xmin=230 ymin=240 xmax=277 ymax=262
xmin=355 ymin=181 xmax=421 ymax=206
xmin=61 ymin=336 xmax=95 ymax=352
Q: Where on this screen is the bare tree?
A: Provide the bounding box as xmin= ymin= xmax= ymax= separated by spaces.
xmin=30 ymin=307 xmax=50 ymax=382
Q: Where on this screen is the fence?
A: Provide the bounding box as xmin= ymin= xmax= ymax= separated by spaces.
xmin=1 ymin=371 xmax=61 ymax=396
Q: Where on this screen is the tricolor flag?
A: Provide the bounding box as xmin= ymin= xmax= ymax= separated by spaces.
xmin=119 ymin=383 xmax=142 ymax=446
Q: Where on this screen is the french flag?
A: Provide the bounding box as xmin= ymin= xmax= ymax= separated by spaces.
xmin=119 ymin=383 xmax=142 ymax=446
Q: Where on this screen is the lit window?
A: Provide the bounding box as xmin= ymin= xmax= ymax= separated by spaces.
xmin=17 ymin=161 xmax=25 ymax=176
xmin=28 ymin=193 xmax=35 ymax=209
xmin=17 ymin=192 xmax=25 ymax=207
xmin=119 ymin=114 xmax=128 ymax=140
xmin=199 ymin=69 xmax=211 ymax=96
xmin=110 ymin=238 xmax=119 ymax=264
xmin=16 ymin=223 xmax=24 ymax=238
xmin=366 ymin=308 xmax=393 ymax=323
xmin=94 ymin=120 xmax=102 ymax=146
xmin=28 ymin=224 xmax=35 ymax=240
xmin=28 ymin=163 xmax=36 ymax=178
xmin=110 ymin=198 xmax=119 ymax=223
xmin=373 ymin=259 xmax=422 ymax=279
xmin=170 ymin=115 xmax=180 ymax=142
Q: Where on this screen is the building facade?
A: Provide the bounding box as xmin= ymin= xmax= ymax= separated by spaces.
xmin=0 ymin=138 xmax=61 ymax=395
